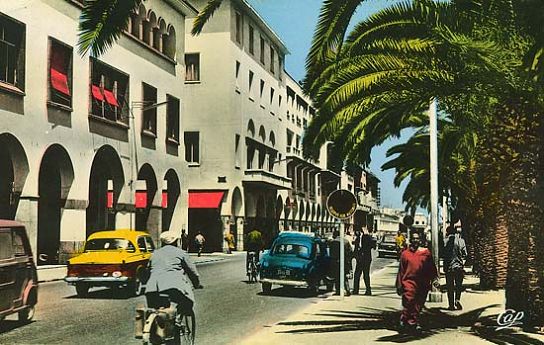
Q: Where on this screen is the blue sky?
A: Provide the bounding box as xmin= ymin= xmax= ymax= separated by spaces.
xmin=247 ymin=0 xmax=410 ymax=209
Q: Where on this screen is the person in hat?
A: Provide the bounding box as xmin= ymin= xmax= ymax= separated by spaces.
xmin=145 ymin=231 xmax=203 ymax=318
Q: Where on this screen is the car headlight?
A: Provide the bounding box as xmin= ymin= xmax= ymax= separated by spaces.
xmin=112 ymin=271 xmax=122 ymax=278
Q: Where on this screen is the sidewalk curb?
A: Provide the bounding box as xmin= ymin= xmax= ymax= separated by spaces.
xmin=37 ymin=252 xmax=237 ymax=283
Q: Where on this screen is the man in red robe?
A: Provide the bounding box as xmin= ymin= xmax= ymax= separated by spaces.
xmin=396 ymin=231 xmax=438 ymax=333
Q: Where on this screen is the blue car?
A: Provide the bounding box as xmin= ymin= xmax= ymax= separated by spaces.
xmin=259 ymin=232 xmax=333 ymax=295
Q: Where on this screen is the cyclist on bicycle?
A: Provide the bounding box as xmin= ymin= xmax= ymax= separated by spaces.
xmin=145 ymin=231 xmax=202 ymax=321
xmin=245 ymin=228 xmax=264 ymax=273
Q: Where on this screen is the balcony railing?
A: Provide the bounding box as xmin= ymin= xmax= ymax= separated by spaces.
xmin=243 ymin=169 xmax=291 ymax=189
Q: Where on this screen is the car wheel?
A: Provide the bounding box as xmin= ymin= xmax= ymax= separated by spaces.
xmin=308 ymin=284 xmax=320 ymax=295
xmin=325 ymin=281 xmax=334 ymax=292
xmin=128 ymin=277 xmax=142 ymax=297
xmin=18 ymin=305 xmax=35 ymax=323
xmin=75 ymin=283 xmax=89 ymax=297
xmin=261 ymin=282 xmax=272 ymax=294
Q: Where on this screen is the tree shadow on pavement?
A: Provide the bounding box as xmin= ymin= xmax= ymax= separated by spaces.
xmin=468 ymin=314 xmax=544 ymax=345
xmin=275 ymin=304 xmax=537 ymax=344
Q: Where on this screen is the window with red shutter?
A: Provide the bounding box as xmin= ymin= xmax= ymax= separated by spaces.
xmin=89 ymin=57 xmax=129 ymax=125
xmin=48 ymin=38 xmax=72 ymax=108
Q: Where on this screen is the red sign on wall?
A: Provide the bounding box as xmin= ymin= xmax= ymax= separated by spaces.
xmin=135 ymin=191 xmax=147 ymax=209
xmin=161 ymin=191 xmax=168 ymax=208
xmin=107 ymin=191 xmax=114 ymax=209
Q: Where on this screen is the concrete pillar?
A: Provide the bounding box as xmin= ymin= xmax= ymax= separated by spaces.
xmin=16 ymin=197 xmax=38 ymax=262
xmin=236 ymin=217 xmax=245 ymax=251
xmin=222 ymin=216 xmax=230 ymax=253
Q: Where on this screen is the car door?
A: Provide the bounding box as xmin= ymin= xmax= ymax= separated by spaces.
xmin=0 ymin=228 xmax=16 ymax=313
xmin=11 ymin=227 xmax=32 ymax=309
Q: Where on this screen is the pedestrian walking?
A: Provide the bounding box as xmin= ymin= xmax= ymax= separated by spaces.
xmin=443 ymin=225 xmax=467 ymax=310
xmin=352 ymin=227 xmax=376 ymax=295
xmin=395 ymin=230 xmax=406 ymax=260
xmin=194 ymin=231 xmax=205 ymax=257
xmin=224 ymin=230 xmax=235 ymax=254
xmin=180 ymin=229 xmax=189 ymax=251
xmin=396 ymin=231 xmax=438 ymax=333
xmin=329 ymin=230 xmax=353 ymax=296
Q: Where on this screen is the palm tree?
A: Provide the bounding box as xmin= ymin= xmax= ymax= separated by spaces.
xmin=303 ymin=0 xmax=543 ymax=326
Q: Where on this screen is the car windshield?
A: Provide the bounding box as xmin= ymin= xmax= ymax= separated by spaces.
xmin=384 ymin=235 xmax=396 ymax=243
xmin=84 ymin=238 xmax=135 ymax=251
xmin=272 ymin=243 xmax=311 ymax=258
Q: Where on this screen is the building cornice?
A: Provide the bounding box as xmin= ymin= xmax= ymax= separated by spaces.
xmin=235 ymin=0 xmax=289 ymax=55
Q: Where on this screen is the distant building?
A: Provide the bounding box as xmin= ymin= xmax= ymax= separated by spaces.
xmin=183 ymin=0 xmax=339 ymax=251
xmin=376 ymin=207 xmax=403 ymax=234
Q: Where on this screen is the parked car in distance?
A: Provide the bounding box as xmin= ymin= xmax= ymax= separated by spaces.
xmin=65 ymin=229 xmax=154 ymax=297
xmin=259 ymin=231 xmax=333 ymax=295
xmin=378 ymin=233 xmax=398 ymax=258
xmin=0 ymin=220 xmax=38 ymax=324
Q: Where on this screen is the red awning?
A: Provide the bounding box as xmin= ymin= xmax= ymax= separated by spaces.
xmin=103 ymin=89 xmax=119 ymax=107
xmin=91 ymin=85 xmax=104 ymax=101
xmin=188 ymin=191 xmax=224 ymax=209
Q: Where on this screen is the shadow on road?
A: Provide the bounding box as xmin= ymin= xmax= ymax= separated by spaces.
xmin=0 ymin=319 xmax=35 ymax=335
xmin=272 ymin=302 xmax=541 ymax=344
xmin=257 ymin=286 xmax=331 ymax=299
xmin=64 ymin=287 xmax=138 ymax=300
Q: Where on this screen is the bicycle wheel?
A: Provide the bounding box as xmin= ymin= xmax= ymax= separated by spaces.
xmin=251 ymin=263 xmax=258 ymax=283
xmin=178 ymin=310 xmax=196 ymax=345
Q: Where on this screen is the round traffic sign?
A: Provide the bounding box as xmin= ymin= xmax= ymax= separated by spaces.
xmin=326 ymin=189 xmax=357 ymax=219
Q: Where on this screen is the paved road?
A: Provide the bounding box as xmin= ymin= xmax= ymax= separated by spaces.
xmin=0 ymin=252 xmax=394 ymax=345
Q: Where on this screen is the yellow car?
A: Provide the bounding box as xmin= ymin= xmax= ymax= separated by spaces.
xmin=64 ymin=230 xmax=154 ymax=297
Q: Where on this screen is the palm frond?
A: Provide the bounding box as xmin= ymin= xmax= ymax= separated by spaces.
xmin=191 ymin=0 xmax=224 ymax=36
xmin=78 ymin=0 xmax=141 ymax=57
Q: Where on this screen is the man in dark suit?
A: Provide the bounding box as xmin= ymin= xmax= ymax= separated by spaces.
xmin=352 ymin=227 xmax=376 ymax=295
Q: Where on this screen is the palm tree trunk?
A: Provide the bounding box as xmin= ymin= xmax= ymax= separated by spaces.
xmin=500 ymin=99 xmax=544 ymax=327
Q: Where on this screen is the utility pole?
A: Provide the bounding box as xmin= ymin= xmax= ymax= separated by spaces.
xmin=429 ymin=98 xmax=442 ymax=302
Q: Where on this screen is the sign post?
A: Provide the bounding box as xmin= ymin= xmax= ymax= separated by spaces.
xmin=326 ymin=189 xmax=357 ymax=299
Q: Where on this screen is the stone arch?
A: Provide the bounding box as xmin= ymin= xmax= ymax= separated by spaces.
xmin=130 ymin=3 xmax=147 ymax=39
xmin=162 ymin=168 xmax=181 ymax=232
xmin=290 ymin=198 xmax=298 ymax=226
xmin=37 ymin=144 xmax=74 ymax=265
xmin=284 ymin=197 xmax=291 ymax=223
xmin=164 ymin=24 xmax=176 ymax=59
xmin=143 ymin=10 xmax=157 ymax=46
xmin=86 ymin=145 xmax=125 ymax=237
xmin=247 ymin=119 xmax=255 ymax=137
xmin=135 ymin=163 xmax=158 ymax=233
xmin=305 ymin=201 xmax=311 ymax=221
xmin=154 ymin=17 xmax=166 ymax=51
xmin=231 ymin=187 xmax=243 ymax=217
xmin=0 ymin=133 xmax=29 ymax=220
xmin=269 ymin=131 xmax=275 ymax=147
xmin=258 ymin=125 xmax=266 ymax=142
xmin=311 ymin=203 xmax=316 ymax=222
xmin=298 ymin=200 xmax=305 ymax=221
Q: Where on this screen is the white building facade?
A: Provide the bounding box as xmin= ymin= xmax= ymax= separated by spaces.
xmin=0 ymin=0 xmax=196 ymax=268
xmin=183 ymin=0 xmax=343 ymax=250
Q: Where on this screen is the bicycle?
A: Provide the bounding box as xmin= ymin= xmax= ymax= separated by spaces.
xmin=247 ymin=251 xmax=259 ymax=283
xmin=135 ymin=293 xmax=196 ymax=345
